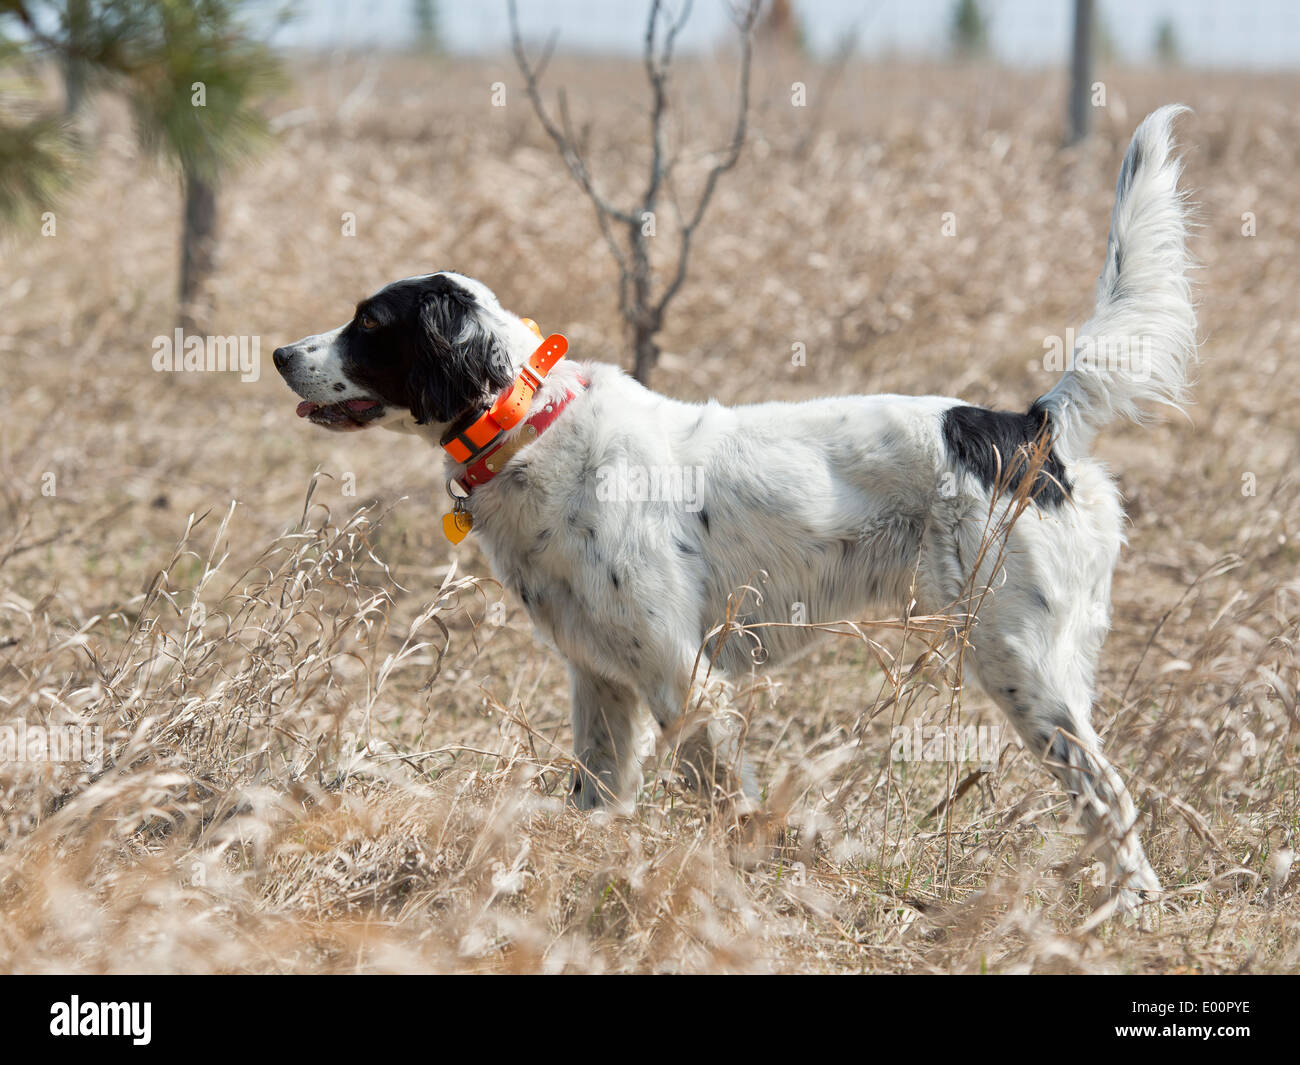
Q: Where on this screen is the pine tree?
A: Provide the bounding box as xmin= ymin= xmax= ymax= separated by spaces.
xmin=0 ymin=0 xmax=283 ymax=324
xmin=950 ymin=0 xmax=988 ymax=60
xmin=124 ymin=1 xmax=283 ymax=325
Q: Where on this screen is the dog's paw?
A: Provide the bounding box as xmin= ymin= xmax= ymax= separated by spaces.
xmin=1080 ymin=864 xmax=1164 ymax=930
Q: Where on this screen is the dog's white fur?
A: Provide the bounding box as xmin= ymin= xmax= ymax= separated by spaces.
xmin=1040 ymin=107 xmax=1197 ymax=461
xmin=283 ymin=107 xmax=1195 ymax=907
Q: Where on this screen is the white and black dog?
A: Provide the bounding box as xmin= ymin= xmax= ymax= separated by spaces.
xmin=274 ymin=107 xmax=1195 ymax=906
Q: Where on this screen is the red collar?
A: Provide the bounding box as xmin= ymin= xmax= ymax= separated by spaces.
xmin=452 ymin=383 xmax=581 ymax=495
xmin=439 ymin=331 xmax=582 ymax=498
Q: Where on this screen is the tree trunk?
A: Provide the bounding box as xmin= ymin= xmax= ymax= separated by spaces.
xmin=1067 ymin=0 xmax=1094 ymax=145
xmin=179 ymin=168 xmax=217 ymax=330
xmin=628 ymin=228 xmax=659 ymax=385
xmin=63 ymin=0 xmax=89 ymax=113
xmin=61 ymin=0 xmax=91 ymax=143
xmin=632 ymin=325 xmax=658 ymax=386
xmin=62 ymin=58 xmax=87 ymax=118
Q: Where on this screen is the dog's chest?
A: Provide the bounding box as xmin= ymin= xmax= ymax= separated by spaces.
xmin=469 ymin=461 xmax=643 ymax=660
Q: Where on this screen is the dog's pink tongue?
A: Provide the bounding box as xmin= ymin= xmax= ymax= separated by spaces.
xmin=344 ymin=399 xmax=378 ymax=412
xmin=296 ymin=401 xmax=318 ymax=418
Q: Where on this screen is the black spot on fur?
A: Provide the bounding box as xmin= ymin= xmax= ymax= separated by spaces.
xmin=941 ymin=402 xmax=1071 ymax=506
xmin=609 ymin=569 xmax=620 ymax=590
xmin=699 ymin=509 xmax=711 ymax=533
xmin=1117 ymin=137 xmax=1142 ymax=198
xmin=1108 ymin=141 xmax=1146 ymax=280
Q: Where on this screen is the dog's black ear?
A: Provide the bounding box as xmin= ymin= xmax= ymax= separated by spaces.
xmin=406 ymin=287 xmax=513 ymax=425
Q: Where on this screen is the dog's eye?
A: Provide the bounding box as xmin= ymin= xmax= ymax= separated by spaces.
xmin=358 ymin=313 xmax=379 ymax=331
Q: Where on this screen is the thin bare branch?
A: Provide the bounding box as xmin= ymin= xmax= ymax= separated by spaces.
xmin=507 ymin=0 xmax=637 ymax=228
xmin=509 ymin=0 xmax=759 ymax=384
xmin=642 ymin=0 xmax=692 ymax=213
xmin=655 ymin=0 xmax=760 ymax=318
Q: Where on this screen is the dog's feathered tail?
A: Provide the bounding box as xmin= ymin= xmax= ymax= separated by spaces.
xmin=1039 ymin=105 xmax=1197 ymax=462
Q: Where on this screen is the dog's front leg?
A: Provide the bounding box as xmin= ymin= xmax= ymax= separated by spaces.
xmin=568 ymin=666 xmax=641 ymax=812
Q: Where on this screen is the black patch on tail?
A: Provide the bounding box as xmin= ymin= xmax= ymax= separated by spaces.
xmin=942 ymin=401 xmax=1071 ymax=506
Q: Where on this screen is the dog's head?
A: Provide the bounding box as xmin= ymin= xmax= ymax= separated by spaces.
xmin=273 ymin=272 xmax=533 ymax=433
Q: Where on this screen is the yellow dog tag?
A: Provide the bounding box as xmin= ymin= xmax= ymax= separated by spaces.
xmin=442 ymin=509 xmax=473 ymax=544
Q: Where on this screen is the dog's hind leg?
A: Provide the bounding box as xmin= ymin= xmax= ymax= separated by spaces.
xmin=968 ymin=615 xmax=1161 ymax=910
xmin=568 ymin=666 xmax=642 ymax=812
xmin=924 ymin=477 xmax=1159 ymax=911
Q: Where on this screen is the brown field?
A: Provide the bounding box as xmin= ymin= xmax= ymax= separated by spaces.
xmin=1 ymin=51 xmax=1297 ymax=973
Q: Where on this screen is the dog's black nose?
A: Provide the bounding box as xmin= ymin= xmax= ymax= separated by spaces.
xmin=273 ymin=346 xmax=292 ymax=372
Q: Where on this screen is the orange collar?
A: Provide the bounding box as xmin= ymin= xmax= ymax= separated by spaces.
xmin=438 ymin=322 xmax=581 ymax=544
xmin=440 ymin=327 xmax=568 ymax=467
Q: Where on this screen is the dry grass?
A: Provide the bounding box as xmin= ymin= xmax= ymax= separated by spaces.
xmin=1 ymin=52 xmax=1298 ymax=973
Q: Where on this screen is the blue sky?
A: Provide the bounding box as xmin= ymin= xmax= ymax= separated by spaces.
xmin=270 ymin=0 xmax=1300 ymax=69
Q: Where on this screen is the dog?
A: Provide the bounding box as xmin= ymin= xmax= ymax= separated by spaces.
xmin=273 ymin=106 xmax=1195 ymax=907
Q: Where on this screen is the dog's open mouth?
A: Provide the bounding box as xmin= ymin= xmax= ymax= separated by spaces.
xmin=295 ymin=398 xmax=386 ymax=430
